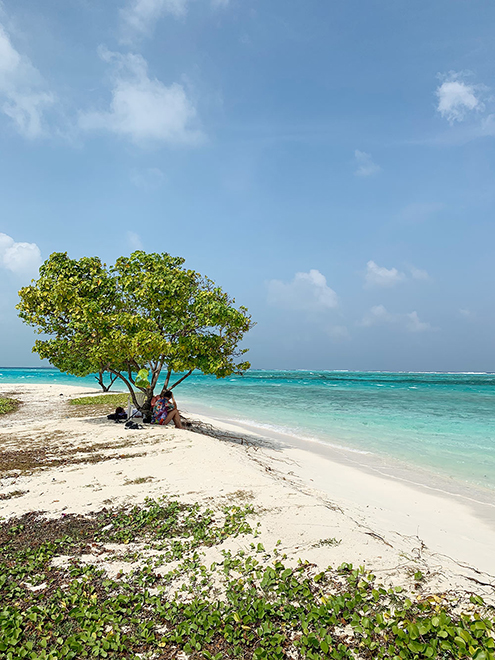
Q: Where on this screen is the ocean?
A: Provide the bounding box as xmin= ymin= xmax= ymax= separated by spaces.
xmin=2 ymin=367 xmax=495 ymax=494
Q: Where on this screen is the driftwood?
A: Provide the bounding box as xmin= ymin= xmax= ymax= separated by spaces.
xmin=183 ymin=417 xmax=252 ymax=446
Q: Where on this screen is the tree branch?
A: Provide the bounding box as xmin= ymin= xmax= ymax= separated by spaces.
xmin=163 ymin=368 xmax=172 ymax=391
xmin=170 ymin=369 xmax=193 ymax=390
xmin=150 ymin=359 xmax=164 ymax=390
xmin=109 ymin=368 xmax=139 ymax=409
xmin=127 ymin=366 xmax=136 ymax=385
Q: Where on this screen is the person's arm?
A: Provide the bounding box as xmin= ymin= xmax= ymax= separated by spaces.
xmin=171 ymin=393 xmax=178 ymax=410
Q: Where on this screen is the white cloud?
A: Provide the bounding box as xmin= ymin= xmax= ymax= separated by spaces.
xmin=79 ymin=49 xmax=202 ymax=147
xmin=121 ymin=0 xmax=230 ymax=40
xmin=0 ymin=233 xmax=42 ymax=277
xmin=409 ymin=265 xmax=429 ymax=281
xmin=436 ymin=74 xmax=482 ymax=124
xmin=406 ymin=311 xmax=431 ymax=333
xmin=267 ymin=269 xmax=338 ymax=312
xmin=361 ymin=304 xmax=396 ymax=327
xmin=354 ymin=150 xmax=381 ymax=177
xmin=364 ymin=260 xmax=405 ymax=288
xmin=361 ymin=305 xmax=432 ymax=333
xmin=0 ymin=23 xmax=55 ymax=138
xmin=121 ymin=0 xmax=187 ymax=40
xmin=364 ymin=261 xmax=430 ymax=287
xmin=127 ymin=230 xmax=144 ymax=250
xmin=130 ymin=167 xmax=165 ymax=190
xmin=459 ymin=308 xmax=472 ymax=318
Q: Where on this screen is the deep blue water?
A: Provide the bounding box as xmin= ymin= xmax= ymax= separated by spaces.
xmin=2 ymin=367 xmax=495 ymax=491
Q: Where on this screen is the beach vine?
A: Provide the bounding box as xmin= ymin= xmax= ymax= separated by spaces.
xmin=0 ymin=497 xmax=493 ymax=659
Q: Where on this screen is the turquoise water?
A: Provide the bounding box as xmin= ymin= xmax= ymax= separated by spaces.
xmin=2 ymin=368 xmax=495 ymax=492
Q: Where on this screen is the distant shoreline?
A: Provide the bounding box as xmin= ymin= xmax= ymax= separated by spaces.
xmin=1 ymin=366 xmax=495 ymax=374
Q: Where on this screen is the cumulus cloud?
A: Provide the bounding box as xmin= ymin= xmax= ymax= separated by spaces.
xmin=361 ymin=304 xmax=396 ymax=327
xmin=436 ymin=73 xmax=482 ymax=124
xmin=0 ymin=23 xmax=55 ymax=138
xmin=361 ymin=305 xmax=432 ymax=333
xmin=354 ymin=150 xmax=381 ymax=177
xmin=406 ymin=311 xmax=431 ymax=333
xmin=121 ymin=0 xmax=187 ymax=40
xmin=79 ymin=49 xmax=202 ymax=147
xmin=409 ymin=265 xmax=429 ymax=281
xmin=0 ymin=233 xmax=42 ymax=277
xmin=364 ymin=261 xmax=429 ymax=287
xmin=267 ymin=269 xmax=338 ymax=313
xmin=364 ymin=261 xmax=405 ymax=288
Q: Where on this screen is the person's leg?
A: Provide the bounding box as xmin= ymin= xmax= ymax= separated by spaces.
xmin=172 ymin=410 xmax=183 ymax=429
xmin=162 ymin=409 xmax=184 ymax=429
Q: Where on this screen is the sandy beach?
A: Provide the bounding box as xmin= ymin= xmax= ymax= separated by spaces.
xmin=1 ymin=383 xmax=495 ymax=605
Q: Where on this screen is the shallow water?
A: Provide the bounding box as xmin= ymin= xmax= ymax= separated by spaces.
xmin=2 ymin=368 xmax=495 ymax=492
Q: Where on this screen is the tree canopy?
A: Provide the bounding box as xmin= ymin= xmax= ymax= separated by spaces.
xmin=17 ymin=251 xmax=254 ymax=409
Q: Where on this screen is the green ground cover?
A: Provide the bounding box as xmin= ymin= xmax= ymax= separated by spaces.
xmin=0 ymin=397 xmax=19 ymax=415
xmin=0 ymin=497 xmax=493 ymax=659
xmin=69 ymin=394 xmax=128 ymax=407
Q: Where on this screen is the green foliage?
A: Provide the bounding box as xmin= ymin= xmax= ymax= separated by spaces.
xmin=69 ymin=394 xmax=128 ymax=407
xmin=17 ymin=251 xmax=254 ymax=407
xmin=0 ymin=397 xmax=19 ymax=415
xmin=134 ymin=369 xmax=150 ymax=389
xmin=0 ymin=497 xmax=493 ymax=659
xmin=313 ymin=538 xmax=342 ymax=548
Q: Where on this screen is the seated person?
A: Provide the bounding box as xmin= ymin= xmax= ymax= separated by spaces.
xmin=150 ymin=390 xmax=183 ymax=429
xmin=107 ymin=406 xmax=127 ymax=422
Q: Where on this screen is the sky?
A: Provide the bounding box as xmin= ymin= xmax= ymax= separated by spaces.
xmin=0 ymin=0 xmax=494 ymax=371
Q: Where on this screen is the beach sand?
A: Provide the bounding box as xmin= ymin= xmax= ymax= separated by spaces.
xmin=1 ymin=383 xmax=494 ymax=603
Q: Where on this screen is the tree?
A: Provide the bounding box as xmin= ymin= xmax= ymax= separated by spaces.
xmin=17 ymin=251 xmax=254 ymax=411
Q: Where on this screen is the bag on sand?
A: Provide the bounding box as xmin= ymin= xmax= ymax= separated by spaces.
xmin=107 ymin=406 xmax=127 ymax=422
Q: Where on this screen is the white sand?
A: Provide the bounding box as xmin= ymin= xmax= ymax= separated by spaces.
xmin=1 ymin=383 xmax=494 ymax=602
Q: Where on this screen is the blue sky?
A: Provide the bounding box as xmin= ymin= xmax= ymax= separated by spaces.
xmin=1 ymin=0 xmax=494 ymax=371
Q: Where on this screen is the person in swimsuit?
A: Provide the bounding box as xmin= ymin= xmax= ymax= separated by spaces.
xmin=151 ymin=390 xmax=183 ymax=428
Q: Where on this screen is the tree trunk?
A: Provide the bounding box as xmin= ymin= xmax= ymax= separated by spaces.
xmin=94 ymin=369 xmax=118 ymax=392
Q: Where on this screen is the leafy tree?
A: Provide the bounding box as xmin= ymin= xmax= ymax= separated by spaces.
xmin=17 ymin=251 xmax=254 ymax=411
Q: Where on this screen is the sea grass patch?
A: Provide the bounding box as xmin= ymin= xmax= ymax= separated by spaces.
xmin=0 ymin=397 xmax=20 ymax=416
xmin=0 ymin=489 xmax=28 ymax=501
xmin=67 ymin=394 xmax=129 ymax=419
xmin=0 ymin=444 xmax=145 ymax=477
xmin=69 ymin=394 xmax=128 ymax=407
xmin=0 ymin=497 xmax=493 ymax=659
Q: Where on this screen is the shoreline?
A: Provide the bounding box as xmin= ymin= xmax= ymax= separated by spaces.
xmin=179 ymin=403 xmax=495 ymax=574
xmin=1 ymin=383 xmax=495 ymax=602
xmin=179 ymin=396 xmax=495 ymax=515
xmin=3 ymin=370 xmax=495 ymax=497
